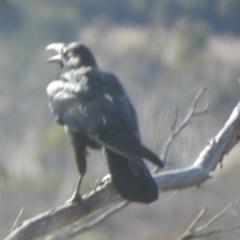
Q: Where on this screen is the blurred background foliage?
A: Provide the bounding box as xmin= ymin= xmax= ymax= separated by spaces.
xmin=1 ymin=0 xmax=240 ymax=239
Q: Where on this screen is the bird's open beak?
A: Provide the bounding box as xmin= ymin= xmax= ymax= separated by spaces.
xmin=46 ymin=54 xmax=63 ymax=63
xmin=46 ymin=43 xmax=65 ymax=63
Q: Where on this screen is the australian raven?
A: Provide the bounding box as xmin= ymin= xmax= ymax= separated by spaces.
xmin=46 ymin=42 xmax=163 ymax=203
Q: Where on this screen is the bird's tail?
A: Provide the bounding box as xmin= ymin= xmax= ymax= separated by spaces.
xmin=105 ymin=149 xmax=158 ymax=203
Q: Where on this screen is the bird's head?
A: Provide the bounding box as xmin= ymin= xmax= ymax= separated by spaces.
xmin=46 ymin=42 xmax=97 ymax=69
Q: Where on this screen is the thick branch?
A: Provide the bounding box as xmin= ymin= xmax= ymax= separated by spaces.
xmin=46 ymin=201 xmax=129 ymax=240
xmin=4 ymin=183 xmax=122 ymax=240
xmin=155 ymin=101 xmax=240 ymax=190
xmin=4 ymin=102 xmax=240 ymax=240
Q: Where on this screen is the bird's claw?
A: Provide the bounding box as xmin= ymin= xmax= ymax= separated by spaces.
xmin=66 ymin=191 xmax=81 ymax=203
xmin=66 ymin=191 xmax=89 ymax=212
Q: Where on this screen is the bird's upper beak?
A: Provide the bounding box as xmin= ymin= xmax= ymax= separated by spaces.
xmin=46 ymin=43 xmax=65 ymax=63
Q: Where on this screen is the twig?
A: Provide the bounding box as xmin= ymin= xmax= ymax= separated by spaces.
xmin=11 ymin=204 xmax=26 ymax=232
xmin=178 ymin=198 xmax=240 ymax=240
xmin=196 ymin=198 xmax=240 ymax=231
xmin=171 ymin=108 xmax=179 ymax=133
xmin=156 ymin=87 xmax=208 ymax=172
xmin=193 ymin=224 xmax=240 ymax=238
xmin=184 ymin=207 xmax=207 ymax=235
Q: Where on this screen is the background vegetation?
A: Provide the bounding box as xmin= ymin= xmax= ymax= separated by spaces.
xmin=1 ymin=0 xmax=240 ymax=239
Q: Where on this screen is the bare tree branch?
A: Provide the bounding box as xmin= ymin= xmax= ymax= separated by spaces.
xmin=4 ymin=181 xmax=123 ymax=240
xmin=159 ymin=87 xmax=208 ymax=167
xmin=183 ymin=207 xmax=207 ymax=236
xmin=197 ymin=198 xmax=240 ymax=232
xmin=46 ymin=201 xmax=129 ymax=240
xmin=154 ymin=98 xmax=240 ymax=190
xmin=178 ymin=199 xmax=240 ymax=240
xmin=193 ymin=224 xmax=240 ymax=239
xmin=46 ymin=88 xmax=209 ymax=240
xmin=11 ymin=204 xmax=26 ymax=232
xmin=4 ymin=96 xmax=240 ymax=240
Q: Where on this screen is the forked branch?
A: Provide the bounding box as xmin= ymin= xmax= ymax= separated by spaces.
xmin=5 ymin=91 xmax=240 ymax=240
xmin=178 ymin=199 xmax=240 ymax=240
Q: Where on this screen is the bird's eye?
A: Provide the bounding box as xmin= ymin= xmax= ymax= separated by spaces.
xmin=67 ymin=52 xmax=73 ymax=58
xmin=63 ymin=51 xmax=73 ymax=60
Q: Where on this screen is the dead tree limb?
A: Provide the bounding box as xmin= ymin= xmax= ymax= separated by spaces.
xmin=177 ymin=198 xmax=240 ymax=240
xmin=44 ymin=88 xmax=209 ymax=240
xmin=4 ymin=99 xmax=240 ymax=240
xmin=155 ymin=100 xmax=240 ymax=190
xmin=158 ymin=86 xmax=208 ymax=168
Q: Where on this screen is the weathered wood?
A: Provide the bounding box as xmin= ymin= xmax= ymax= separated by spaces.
xmin=4 ymin=102 xmax=240 ymax=240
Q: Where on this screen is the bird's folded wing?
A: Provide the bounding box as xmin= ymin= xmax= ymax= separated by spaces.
xmin=62 ymin=103 xmax=163 ymax=168
xmin=96 ymin=134 xmax=163 ymax=168
xmin=48 ymin=79 xmax=163 ymax=168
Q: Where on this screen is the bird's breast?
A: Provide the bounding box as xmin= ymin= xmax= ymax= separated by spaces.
xmin=47 ymin=80 xmax=66 ymax=97
xmin=47 ymin=80 xmax=85 ymax=98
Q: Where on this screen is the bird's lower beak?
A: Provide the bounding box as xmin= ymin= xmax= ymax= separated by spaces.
xmin=46 ymin=43 xmax=65 ymax=63
xmin=46 ymin=54 xmax=63 ymax=63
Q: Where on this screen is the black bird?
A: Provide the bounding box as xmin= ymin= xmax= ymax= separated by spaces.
xmin=46 ymin=42 xmax=163 ymax=203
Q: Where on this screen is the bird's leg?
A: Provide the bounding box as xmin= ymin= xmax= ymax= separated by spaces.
xmin=67 ymin=175 xmax=84 ymax=203
xmin=65 ymin=130 xmax=88 ymax=205
xmin=66 ymin=174 xmax=89 ymax=212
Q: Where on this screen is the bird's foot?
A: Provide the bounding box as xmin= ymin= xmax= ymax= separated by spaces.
xmin=66 ymin=191 xmax=89 ymax=212
xmin=66 ymin=191 xmax=82 ymax=203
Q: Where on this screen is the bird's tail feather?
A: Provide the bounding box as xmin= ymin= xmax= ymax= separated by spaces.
xmin=105 ymin=149 xmax=158 ymax=203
